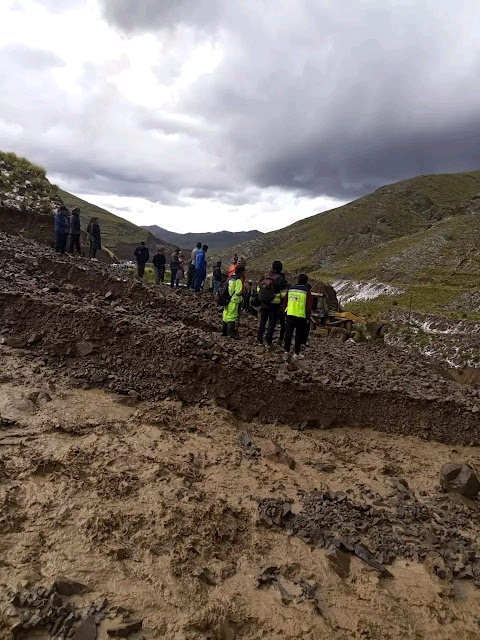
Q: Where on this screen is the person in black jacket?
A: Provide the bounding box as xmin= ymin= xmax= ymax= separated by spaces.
xmin=69 ymin=208 xmax=82 ymax=254
xmin=256 ymin=261 xmax=288 ymax=348
xmin=134 ymin=241 xmax=150 ymax=278
xmin=213 ymin=260 xmax=223 ymax=295
xmin=153 ymin=247 xmax=166 ymax=284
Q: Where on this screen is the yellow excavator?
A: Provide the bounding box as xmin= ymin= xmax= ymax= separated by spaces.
xmin=310 ymin=293 xmax=385 ymax=340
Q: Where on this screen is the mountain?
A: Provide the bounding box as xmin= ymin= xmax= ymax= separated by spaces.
xmin=219 ymin=171 xmax=480 ymax=318
xmin=58 ymin=190 xmax=176 ymax=260
xmin=144 ymin=225 xmax=262 ymax=253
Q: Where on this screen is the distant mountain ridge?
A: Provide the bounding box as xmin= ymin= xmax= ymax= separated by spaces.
xmin=144 ymin=225 xmax=262 ymax=253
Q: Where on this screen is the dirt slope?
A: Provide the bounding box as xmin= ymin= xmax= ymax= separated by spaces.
xmin=1 ymin=230 xmax=480 ymax=639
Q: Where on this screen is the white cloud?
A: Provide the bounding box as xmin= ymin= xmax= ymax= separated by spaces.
xmin=1 ymin=0 xmax=480 ymax=236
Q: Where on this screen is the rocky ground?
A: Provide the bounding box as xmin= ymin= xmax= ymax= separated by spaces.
xmin=1 ymin=230 xmax=480 ymax=639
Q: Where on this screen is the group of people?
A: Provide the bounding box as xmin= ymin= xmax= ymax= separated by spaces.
xmin=218 ymin=256 xmax=312 ymax=358
xmin=54 ymin=205 xmax=101 ymax=258
xmin=133 ymin=241 xmax=209 ymax=291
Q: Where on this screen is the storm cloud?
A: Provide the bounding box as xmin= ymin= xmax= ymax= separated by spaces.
xmin=1 ymin=0 xmax=480 ymax=231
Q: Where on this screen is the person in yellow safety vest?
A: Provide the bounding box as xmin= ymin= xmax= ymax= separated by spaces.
xmin=283 ymin=273 xmax=313 ymax=359
xmin=222 ymin=265 xmax=245 ymax=338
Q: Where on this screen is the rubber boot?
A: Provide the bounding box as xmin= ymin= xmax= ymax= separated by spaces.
xmin=222 ymin=322 xmax=228 ymax=336
xmin=227 ymin=322 xmax=237 ymax=338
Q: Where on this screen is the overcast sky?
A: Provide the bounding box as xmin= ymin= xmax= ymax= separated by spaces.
xmin=1 ymin=1 xmax=480 ymax=233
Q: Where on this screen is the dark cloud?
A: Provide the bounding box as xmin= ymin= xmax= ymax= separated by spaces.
xmin=100 ymin=0 xmax=480 ymax=200
xmin=101 ymin=0 xmax=222 ymax=33
xmin=2 ymin=44 xmax=65 ymax=69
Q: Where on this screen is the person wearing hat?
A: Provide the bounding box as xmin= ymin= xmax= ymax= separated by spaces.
xmin=69 ymin=207 xmax=82 ymax=255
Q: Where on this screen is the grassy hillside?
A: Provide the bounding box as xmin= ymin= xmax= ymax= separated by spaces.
xmin=218 ymin=171 xmax=480 ymax=318
xmin=58 ymin=190 xmax=175 ymax=260
xmin=144 ymin=225 xmax=262 ymax=252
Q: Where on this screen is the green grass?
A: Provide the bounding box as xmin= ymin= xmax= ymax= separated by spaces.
xmin=0 ymin=151 xmax=47 ymax=178
xmin=341 ymin=284 xmax=480 ymax=322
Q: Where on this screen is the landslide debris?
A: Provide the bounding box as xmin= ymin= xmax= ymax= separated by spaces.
xmin=0 ymin=231 xmax=479 ymax=444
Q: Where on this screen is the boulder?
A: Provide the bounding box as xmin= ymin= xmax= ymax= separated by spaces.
xmin=325 ymin=546 xmax=351 ymax=578
xmin=54 ymin=577 xmax=90 ymax=596
xmin=262 ymin=440 xmax=295 ymax=470
xmin=440 ymin=462 xmax=480 ymax=497
xmin=72 ymin=615 xmax=97 ymax=640
xmin=75 ymin=341 xmax=97 ymax=357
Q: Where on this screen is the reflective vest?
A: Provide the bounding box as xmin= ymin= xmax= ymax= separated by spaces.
xmin=286 ymin=286 xmax=308 ymax=318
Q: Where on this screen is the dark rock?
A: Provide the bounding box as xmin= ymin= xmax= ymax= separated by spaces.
xmin=258 ymin=499 xmax=292 ymax=527
xmin=2 ymin=337 xmax=26 ymax=348
xmin=54 ymin=577 xmax=90 ymax=596
xmin=440 ymin=462 xmax=480 ymax=497
xmin=325 ymin=545 xmax=351 ymax=578
xmin=75 ymin=341 xmax=97 ymax=357
xmin=262 ymin=440 xmax=295 ymax=470
xmin=192 ymin=567 xmax=217 ymax=586
xmin=255 ymin=566 xmax=279 ymax=587
xmin=353 ymin=544 xmax=393 ymax=578
xmin=107 ymin=619 xmax=143 ymax=637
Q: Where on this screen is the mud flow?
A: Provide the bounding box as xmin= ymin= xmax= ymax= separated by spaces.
xmin=1 ymin=233 xmax=480 ymax=639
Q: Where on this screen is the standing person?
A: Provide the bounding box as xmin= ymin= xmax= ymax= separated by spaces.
xmin=69 ymin=207 xmax=81 ymax=255
xmin=153 ymin=247 xmax=166 ymax=284
xmin=213 ymin=260 xmax=223 ymax=295
xmin=222 ymin=264 xmax=245 ymax=338
xmin=86 ymin=217 xmax=94 ymax=257
xmin=187 ymin=242 xmax=201 ymax=289
xmin=134 ymin=241 xmax=150 ymax=278
xmin=175 ymin=253 xmax=185 ymax=287
xmin=170 ymin=247 xmax=180 ymax=287
xmin=54 ymin=206 xmax=70 ymax=254
xmin=284 ymin=274 xmax=313 ymax=360
xmin=244 ymin=279 xmax=255 ymax=310
xmin=193 ymin=244 xmax=208 ymax=291
xmin=90 ymin=217 xmax=101 ymax=259
xmin=257 ymin=260 xmax=287 ymax=348
xmin=228 ymin=255 xmax=246 ymax=278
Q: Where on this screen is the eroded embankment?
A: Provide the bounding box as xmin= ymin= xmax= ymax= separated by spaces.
xmin=0 ymin=290 xmax=478 ymax=446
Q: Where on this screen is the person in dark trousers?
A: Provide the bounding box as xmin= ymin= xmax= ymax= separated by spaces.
xmin=193 ymin=244 xmax=208 ymax=291
xmin=89 ymin=218 xmax=101 ymax=259
xmin=170 ymin=247 xmax=180 ymax=287
xmin=256 ymin=260 xmax=287 ymax=348
xmin=134 ymin=241 xmax=150 ymax=278
xmin=187 ymin=242 xmax=201 ymax=289
xmin=213 ymin=260 xmax=223 ymax=295
xmin=69 ymin=207 xmax=81 ymax=254
xmin=244 ymin=279 xmax=255 ymax=310
xmin=54 ymin=206 xmax=70 ymax=254
xmin=283 ymin=274 xmax=313 ymax=360
xmin=153 ymin=247 xmax=166 ymax=284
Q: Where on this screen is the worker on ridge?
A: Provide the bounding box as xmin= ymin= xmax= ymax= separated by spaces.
xmin=256 ymin=260 xmax=287 ymax=348
xmin=193 ymin=244 xmax=208 ymax=291
xmin=283 ymin=273 xmax=313 ymax=359
xmin=134 ymin=241 xmax=150 ymax=279
xmin=222 ymin=264 xmax=245 ymax=337
xmin=187 ymin=241 xmax=201 ymax=288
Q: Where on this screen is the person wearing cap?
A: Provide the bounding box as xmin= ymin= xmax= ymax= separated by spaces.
xmin=283 ymin=273 xmax=313 ymax=359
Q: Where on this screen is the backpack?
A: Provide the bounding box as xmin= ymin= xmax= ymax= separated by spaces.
xmin=258 ymin=273 xmax=280 ymax=304
xmin=216 ymin=278 xmax=233 ymax=307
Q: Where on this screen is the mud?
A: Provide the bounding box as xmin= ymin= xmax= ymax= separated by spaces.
xmin=1 ymin=351 xmax=480 ymax=639
xmin=1 ymin=229 xmax=480 ymax=638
